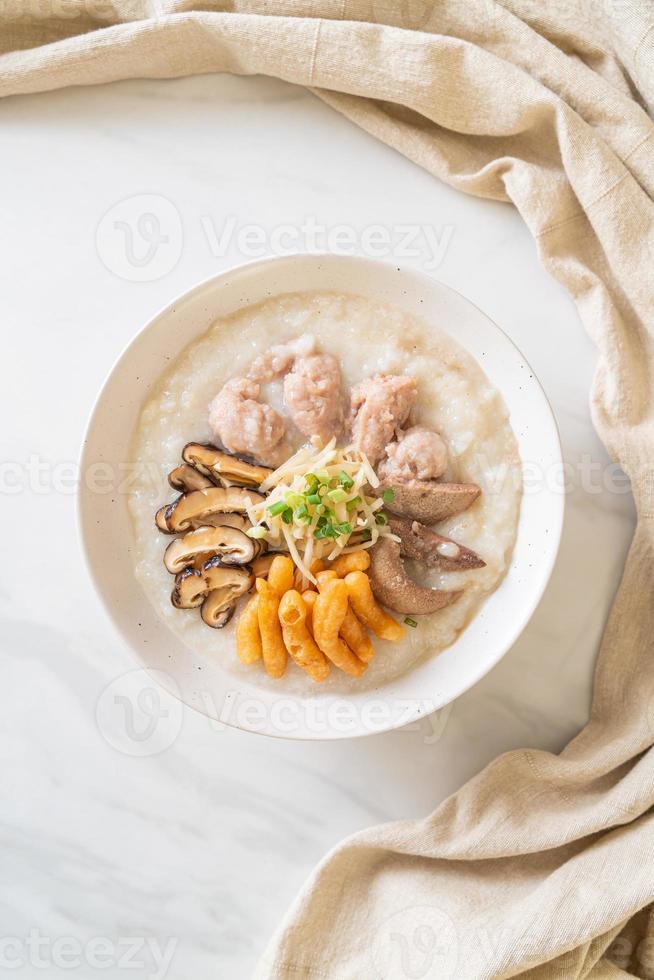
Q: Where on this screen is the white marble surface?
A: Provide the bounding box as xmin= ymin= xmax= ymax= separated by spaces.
xmin=0 ymin=74 xmax=636 ymax=978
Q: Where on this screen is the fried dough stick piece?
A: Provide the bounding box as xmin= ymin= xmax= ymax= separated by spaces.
xmin=315 ymin=570 xmax=375 ymax=664
xmin=279 ymin=590 xmax=330 ymax=683
xmin=256 ymin=578 xmax=287 ymax=678
xmin=344 ymin=571 xmax=405 ymax=641
xmin=302 ymin=589 xmax=317 ymax=633
xmin=331 ymin=551 xmax=371 ymax=577
xmin=236 ymin=594 xmax=263 ymax=665
xmin=267 ymin=555 xmax=295 ymax=595
xmin=313 ymin=579 xmax=367 ymax=677
xmin=339 ymin=607 xmax=375 ymax=664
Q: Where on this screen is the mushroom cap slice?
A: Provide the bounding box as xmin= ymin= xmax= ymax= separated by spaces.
xmin=155 ymin=505 xmax=172 ymax=533
xmin=168 ymin=464 xmax=215 ymax=493
xmin=200 ymin=559 xmax=254 ymax=628
xmin=172 ymin=567 xmax=206 ymax=608
xmin=182 ymin=443 xmax=273 ymax=489
xmin=155 ymin=504 xmax=252 ymax=535
xmin=202 ymin=556 xmax=254 ymax=594
xmin=369 ymin=537 xmax=461 ymax=615
xmin=199 ymin=514 xmax=265 ymax=556
xmin=380 ymin=481 xmax=480 ymax=525
xmin=192 ymin=550 xmax=217 ymax=570
xmin=162 ymin=487 xmax=264 ymax=533
xmin=172 ymin=559 xmax=253 ymax=611
xmin=201 ymin=596 xmax=236 ymax=629
xmin=163 ymin=525 xmax=256 ymax=574
xmin=199 ymin=512 xmax=250 ymax=532
xmin=388 ymin=517 xmax=485 ymax=572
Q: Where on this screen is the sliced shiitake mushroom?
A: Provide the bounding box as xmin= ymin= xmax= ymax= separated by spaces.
xmin=182 ymin=443 xmax=273 ymax=489
xmin=388 ymin=517 xmax=485 ymax=572
xmin=199 ymin=559 xmax=254 ymax=628
xmin=369 ymin=537 xmax=461 ymax=616
xmin=191 ymin=516 xmax=267 ymax=557
xmin=201 ymin=595 xmax=236 ymax=629
xmin=156 ymin=503 xmax=253 ymax=535
xmin=192 ymin=550 xmax=216 ymax=570
xmin=379 ymin=481 xmax=481 ymax=525
xmin=172 ymin=558 xmax=253 ymax=612
xmin=161 ymin=487 xmax=264 ymax=533
xmin=197 ymin=512 xmax=250 ymax=532
xmin=155 ymin=505 xmax=172 ymax=532
xmin=172 ymin=567 xmax=206 ymax=608
xmin=202 ymin=557 xmax=254 ymax=593
xmin=163 ymin=525 xmax=256 ymax=574
xmin=168 ymin=464 xmax=215 ymax=493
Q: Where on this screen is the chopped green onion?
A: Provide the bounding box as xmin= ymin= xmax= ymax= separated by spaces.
xmin=382 ymin=488 xmax=396 ymax=503
xmin=305 ymin=474 xmax=319 ymax=494
xmin=404 ymin=617 xmax=418 ymax=628
xmin=307 ymin=493 xmax=321 ymax=505
xmin=315 ymin=524 xmax=338 ymax=540
xmin=334 ymin=522 xmax=353 ymax=536
xmin=360 ymin=528 xmax=373 ymax=542
xmin=281 ymin=507 xmax=293 ymax=524
xmin=318 ymin=485 xmax=328 ymax=498
xmin=296 ymin=503 xmax=309 ymax=520
xmin=346 ymin=495 xmax=362 ymax=512
xmin=284 ymin=491 xmax=304 ymax=508
xmin=246 ymin=526 xmax=268 ymax=539
xmin=316 ymin=515 xmax=328 ymax=528
xmin=315 ymin=470 xmax=331 ymax=484
xmin=375 ymin=511 xmax=389 ymax=525
xmin=267 ymin=500 xmax=288 ymax=516
xmin=327 ymin=488 xmax=348 ymax=503
xmin=338 ymin=470 xmax=354 ymax=489
xmin=315 ymin=504 xmax=326 ymax=516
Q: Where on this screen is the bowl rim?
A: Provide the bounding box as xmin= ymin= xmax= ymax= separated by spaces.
xmin=77 ymin=252 xmax=565 ymax=740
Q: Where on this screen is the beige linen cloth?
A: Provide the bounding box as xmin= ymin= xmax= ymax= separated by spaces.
xmin=4 ymin=2 xmax=654 ymax=976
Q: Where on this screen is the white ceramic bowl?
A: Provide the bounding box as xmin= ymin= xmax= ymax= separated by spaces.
xmin=79 ymin=254 xmax=563 ymax=740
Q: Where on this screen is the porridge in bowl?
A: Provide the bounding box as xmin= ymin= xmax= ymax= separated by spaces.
xmin=128 ymin=291 xmax=522 ymax=694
